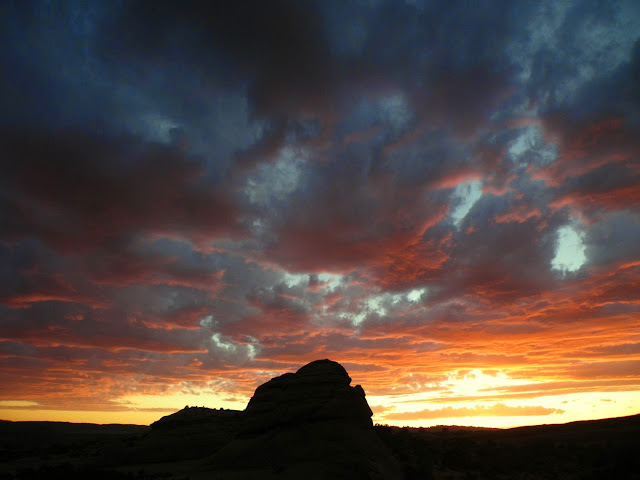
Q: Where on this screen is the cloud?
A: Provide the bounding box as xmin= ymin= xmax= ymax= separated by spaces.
xmin=426 ymin=198 xmax=562 ymax=303
xmin=0 ymin=300 xmax=207 ymax=354
xmin=1 ymin=0 xmax=640 ymax=427
xmin=0 ymin=400 xmax=39 ymax=407
xmin=542 ymin=115 xmax=636 ymax=178
xmin=384 ymin=403 xmax=565 ymax=421
xmin=95 ymin=0 xmax=519 ymax=129
xmin=0 ymin=128 xmax=241 ymax=251
xmin=97 ymin=0 xmax=342 ymax=118
xmin=582 ymin=213 xmax=640 ymax=267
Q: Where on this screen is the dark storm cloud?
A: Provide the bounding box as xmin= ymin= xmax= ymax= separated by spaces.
xmin=431 ymin=198 xmax=562 ymax=303
xmin=95 ymin=0 xmax=519 ymax=124
xmin=97 ymin=0 xmax=335 ymax=117
xmin=0 ymin=128 xmax=240 ymax=251
xmin=0 ymin=240 xmax=98 ymax=307
xmin=585 ymin=213 xmax=640 ymax=268
xmin=0 ymin=299 xmax=205 ymax=353
xmin=532 ymin=33 xmax=640 ymax=217
xmin=257 ymin=155 xmax=451 ymax=281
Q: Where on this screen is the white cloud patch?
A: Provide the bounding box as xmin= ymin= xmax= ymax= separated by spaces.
xmin=340 ymin=287 xmax=427 ymax=326
xmin=199 ymin=314 xmax=216 ymax=329
xmin=281 ymin=271 xmax=309 ymax=288
xmin=316 ymin=273 xmax=343 ymax=291
xmin=209 ymin=332 xmax=259 ymax=360
xmin=450 ymin=180 xmax=483 ymax=228
xmin=508 ymin=125 xmax=558 ymax=166
xmin=245 ymin=146 xmax=308 ymax=206
xmin=552 ymin=225 xmax=587 ymax=274
xmin=407 ymin=288 xmax=426 ymax=303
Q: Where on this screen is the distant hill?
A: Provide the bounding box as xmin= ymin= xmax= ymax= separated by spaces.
xmin=150 ymin=405 xmax=242 ymax=430
xmin=0 ymin=420 xmax=148 ymax=449
xmin=376 ymin=413 xmax=640 ymax=479
xmin=1 ymin=361 xmax=639 ymax=479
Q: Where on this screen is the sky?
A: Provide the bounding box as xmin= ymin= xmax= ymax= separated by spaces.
xmin=1 ymin=0 xmax=640 ymax=429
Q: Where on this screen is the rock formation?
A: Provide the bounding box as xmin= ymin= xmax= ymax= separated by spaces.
xmin=151 ymin=405 xmax=242 ymax=431
xmin=242 ymin=359 xmax=373 ymax=433
xmin=206 ymin=359 xmax=403 ymax=479
xmin=123 ymin=406 xmax=243 ymax=464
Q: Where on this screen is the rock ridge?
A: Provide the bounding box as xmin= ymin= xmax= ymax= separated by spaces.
xmin=242 ymin=358 xmax=373 ymax=434
xmin=207 ymin=358 xmax=403 ymax=479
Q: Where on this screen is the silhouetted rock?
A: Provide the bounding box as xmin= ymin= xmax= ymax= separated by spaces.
xmin=242 ymin=359 xmax=373 ymax=433
xmin=151 ymin=405 xmax=242 ymax=430
xmin=206 ymin=359 xmax=403 ymax=479
xmin=123 ymin=407 xmax=243 ymax=464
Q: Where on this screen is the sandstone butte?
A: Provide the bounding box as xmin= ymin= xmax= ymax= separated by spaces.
xmin=155 ymin=359 xmax=404 ymax=479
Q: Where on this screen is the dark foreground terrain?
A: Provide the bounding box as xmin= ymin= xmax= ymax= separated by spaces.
xmin=377 ymin=414 xmax=640 ymax=480
xmin=1 ymin=361 xmax=639 ymax=479
xmin=1 ymin=414 xmax=639 ymax=480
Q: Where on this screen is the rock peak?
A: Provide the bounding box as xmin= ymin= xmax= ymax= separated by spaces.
xmin=243 ymin=359 xmax=370 ymax=432
xmin=209 ymin=359 xmax=403 ymax=478
xmin=295 ymin=358 xmax=351 ymax=383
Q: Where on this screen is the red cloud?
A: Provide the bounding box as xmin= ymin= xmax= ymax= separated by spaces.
xmin=534 ymin=115 xmax=640 ymax=214
xmin=550 ymin=180 xmax=640 ymax=214
xmin=494 ymin=206 xmax=541 ymax=224
xmin=539 ymin=116 xmax=634 ymax=184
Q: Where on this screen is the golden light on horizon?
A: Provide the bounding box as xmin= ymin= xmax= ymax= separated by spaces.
xmin=2 ymin=364 xmax=639 ymax=429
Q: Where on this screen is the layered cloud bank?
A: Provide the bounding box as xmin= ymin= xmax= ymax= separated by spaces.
xmin=1 ymin=0 xmax=639 ymax=427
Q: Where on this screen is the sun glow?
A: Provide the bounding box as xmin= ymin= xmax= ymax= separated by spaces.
xmin=368 ymin=369 xmax=640 ymax=429
xmin=116 ymin=391 xmax=247 ymax=413
xmin=443 ymin=369 xmax=535 ymax=398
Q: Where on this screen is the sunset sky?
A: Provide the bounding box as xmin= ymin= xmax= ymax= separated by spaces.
xmin=1 ymin=1 xmax=640 ymax=429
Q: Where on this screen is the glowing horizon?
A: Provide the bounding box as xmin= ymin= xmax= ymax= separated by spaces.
xmin=2 ymin=360 xmax=639 ymax=429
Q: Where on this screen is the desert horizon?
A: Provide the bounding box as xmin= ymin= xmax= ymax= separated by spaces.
xmin=3 ymin=355 xmax=639 ymax=429
xmin=2 ymin=360 xmax=639 ymax=479
xmin=2 ymin=354 xmax=639 ymax=429
xmin=2 ymin=377 xmax=639 ymax=431
xmin=3 ymin=406 xmax=639 ymax=431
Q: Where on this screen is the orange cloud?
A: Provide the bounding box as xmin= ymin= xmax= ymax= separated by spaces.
xmin=384 ymin=403 xmax=565 ymax=421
